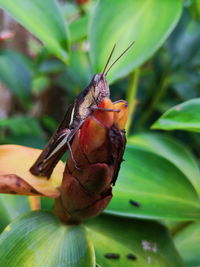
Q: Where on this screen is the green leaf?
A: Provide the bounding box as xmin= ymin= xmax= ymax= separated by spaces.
xmin=38 ymin=60 xmax=65 ymax=74
xmin=0 ymin=194 xmax=30 ymax=232
xmin=0 ymin=211 xmax=95 ymax=267
xmin=175 ymin=222 xmax=200 ymax=266
xmin=61 ymin=2 xmax=79 ymax=21
xmin=0 ymin=135 xmax=46 ymax=149
xmin=0 ymin=0 xmax=70 ymax=63
xmin=152 ymin=98 xmax=200 ymax=132
xmin=89 ymin=0 xmax=182 ymax=83
xmin=58 ymin=49 xmax=93 ymax=90
xmin=41 ymin=197 xmax=54 ymax=211
xmin=128 ymin=133 xmax=200 ymax=197
xmin=67 ymin=49 xmax=93 ymax=88
xmin=0 ymin=116 xmax=43 ymax=137
xmin=106 ymin=146 xmax=200 ymax=220
xmin=167 ymin=11 xmax=200 ymax=68
xmin=69 ymin=15 xmax=89 ymax=43
xmin=86 ymin=214 xmax=184 ymax=267
xmin=0 ymin=50 xmax=33 ymax=102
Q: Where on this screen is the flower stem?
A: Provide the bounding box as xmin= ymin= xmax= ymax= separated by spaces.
xmin=125 ymin=68 xmax=140 ymax=135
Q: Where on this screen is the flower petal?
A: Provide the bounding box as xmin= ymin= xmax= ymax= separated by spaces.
xmin=113 ymin=100 xmax=128 ymax=130
xmin=93 ymin=98 xmax=114 ymax=128
xmin=0 ymin=145 xmax=64 ymax=198
xmin=80 ymin=117 xmax=107 ymax=154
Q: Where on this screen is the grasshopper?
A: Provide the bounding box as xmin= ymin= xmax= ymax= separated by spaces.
xmin=30 ymin=42 xmax=134 ymax=178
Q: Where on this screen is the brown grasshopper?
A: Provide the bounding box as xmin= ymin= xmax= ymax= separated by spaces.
xmin=30 ymin=42 xmax=134 ymax=178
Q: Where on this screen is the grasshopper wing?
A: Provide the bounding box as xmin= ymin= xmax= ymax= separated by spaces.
xmin=30 ymin=104 xmax=74 ymax=178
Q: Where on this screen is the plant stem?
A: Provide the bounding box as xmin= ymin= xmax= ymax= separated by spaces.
xmin=138 ymin=76 xmax=169 ymax=128
xmin=125 ymin=68 xmax=140 ymax=135
xmin=29 ymin=196 xmax=41 ymax=210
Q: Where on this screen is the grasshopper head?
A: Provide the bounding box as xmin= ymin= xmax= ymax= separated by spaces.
xmin=91 ymin=73 xmax=110 ymax=103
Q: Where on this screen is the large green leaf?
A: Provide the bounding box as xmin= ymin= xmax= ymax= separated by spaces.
xmin=0 ymin=50 xmax=33 ymax=103
xmin=106 ymin=145 xmax=200 ymax=220
xmin=86 ymin=214 xmax=184 ymax=267
xmin=69 ymin=15 xmax=89 ymax=43
xmin=0 ymin=194 xmax=30 ymax=232
xmin=66 ymin=49 xmax=93 ymax=88
xmin=174 ymin=222 xmax=200 ymax=266
xmin=128 ymin=133 xmax=200 ymax=197
xmin=57 ymin=49 xmax=93 ymax=90
xmin=0 ymin=0 xmax=70 ymax=62
xmin=89 ymin=0 xmax=182 ymax=83
xmin=152 ymin=98 xmax=200 ymax=132
xmin=0 ymin=211 xmax=95 ymax=266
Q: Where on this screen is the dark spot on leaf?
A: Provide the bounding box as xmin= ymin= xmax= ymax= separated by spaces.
xmin=129 ymin=200 xmax=140 ymax=207
xmin=127 ymin=253 xmax=137 ymax=260
xmin=10 ymin=191 xmax=16 ymax=194
xmin=104 ymin=253 xmax=120 ymax=259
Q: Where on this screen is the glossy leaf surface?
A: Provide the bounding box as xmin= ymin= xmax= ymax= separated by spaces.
xmin=0 ymin=194 xmax=30 ymax=232
xmin=128 ymin=133 xmax=200 ymax=196
xmin=152 ymin=98 xmax=200 ymax=132
xmin=175 ymin=222 xmax=200 ymax=266
xmin=86 ymin=214 xmax=184 ymax=267
xmin=0 ymin=211 xmax=95 ymax=266
xmin=89 ymin=0 xmax=182 ymax=83
xmin=106 ymin=146 xmax=200 ymax=220
xmin=0 ymin=0 xmax=69 ymax=62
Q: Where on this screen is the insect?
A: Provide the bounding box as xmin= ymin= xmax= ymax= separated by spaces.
xmin=126 ymin=253 xmax=137 ymax=260
xmin=30 ymin=42 xmax=134 ymax=178
xmin=129 ymin=199 xmax=141 ymax=208
xmin=104 ymin=253 xmax=120 ymax=259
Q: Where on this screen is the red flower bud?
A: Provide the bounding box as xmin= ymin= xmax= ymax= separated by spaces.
xmin=55 ymin=98 xmax=128 ymax=224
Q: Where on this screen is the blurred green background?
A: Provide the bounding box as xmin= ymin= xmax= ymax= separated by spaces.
xmin=1 ymin=0 xmax=200 ymax=266
xmin=0 ymin=0 xmax=199 ymax=157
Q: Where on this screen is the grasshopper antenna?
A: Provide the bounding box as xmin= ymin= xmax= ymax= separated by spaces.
xmin=101 ymin=44 xmax=116 ymax=76
xmin=105 ymin=41 xmax=135 ymax=76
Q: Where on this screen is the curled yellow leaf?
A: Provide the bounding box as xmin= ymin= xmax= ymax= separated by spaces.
xmin=0 ymin=145 xmax=64 ymax=198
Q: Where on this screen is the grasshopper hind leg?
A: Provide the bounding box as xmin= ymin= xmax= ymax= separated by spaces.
xmin=67 ymin=141 xmax=80 ymax=170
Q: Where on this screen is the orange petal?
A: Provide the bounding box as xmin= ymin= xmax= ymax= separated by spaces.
xmin=113 ymin=100 xmax=128 ymax=130
xmin=0 ymin=145 xmax=64 ymax=198
xmin=93 ymin=98 xmax=114 ymax=128
xmin=80 ymin=117 xmax=106 ymax=154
